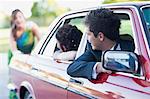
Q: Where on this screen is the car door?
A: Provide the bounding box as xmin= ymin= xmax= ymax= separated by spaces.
xmin=67 ymin=8 xmax=150 ymax=99
xmin=27 ymin=13 xmax=87 ymax=99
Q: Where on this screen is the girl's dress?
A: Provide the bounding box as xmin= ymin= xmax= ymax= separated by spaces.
xmin=16 ymin=29 xmax=34 ymax=54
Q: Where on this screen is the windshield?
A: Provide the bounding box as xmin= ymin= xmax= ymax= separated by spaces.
xmin=142 ymin=7 xmax=150 ymax=48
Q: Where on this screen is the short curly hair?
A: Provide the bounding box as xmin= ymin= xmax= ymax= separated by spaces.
xmin=85 ymin=8 xmax=121 ymax=41
xmin=56 ymin=24 xmax=83 ymax=52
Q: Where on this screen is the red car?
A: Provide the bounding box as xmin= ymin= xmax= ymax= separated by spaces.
xmin=9 ymin=2 xmax=150 ymax=99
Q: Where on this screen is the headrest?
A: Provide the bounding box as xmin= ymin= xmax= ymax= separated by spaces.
xmin=119 ymin=34 xmax=135 ymax=52
xmin=120 ymin=34 xmax=134 ymax=42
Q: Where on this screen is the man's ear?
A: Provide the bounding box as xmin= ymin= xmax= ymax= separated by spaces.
xmin=98 ymin=32 xmax=105 ymax=41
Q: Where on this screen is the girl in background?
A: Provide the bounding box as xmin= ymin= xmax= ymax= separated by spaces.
xmin=8 ymin=9 xmax=41 ymax=64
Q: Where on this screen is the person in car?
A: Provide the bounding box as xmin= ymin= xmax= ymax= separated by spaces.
xmin=53 ymin=24 xmax=83 ymax=61
xmin=67 ymin=8 xmax=135 ymax=80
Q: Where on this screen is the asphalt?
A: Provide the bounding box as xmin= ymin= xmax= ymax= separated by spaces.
xmin=0 ymin=53 xmax=9 ymax=99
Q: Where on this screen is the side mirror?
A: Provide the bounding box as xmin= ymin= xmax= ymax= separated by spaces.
xmin=102 ymin=51 xmax=139 ymax=74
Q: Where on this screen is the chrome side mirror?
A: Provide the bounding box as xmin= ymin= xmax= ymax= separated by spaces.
xmin=102 ymin=51 xmax=139 ymax=74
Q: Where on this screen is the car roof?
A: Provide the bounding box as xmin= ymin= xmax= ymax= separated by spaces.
xmin=65 ymin=2 xmax=150 ymax=15
xmin=102 ymin=2 xmax=150 ymax=8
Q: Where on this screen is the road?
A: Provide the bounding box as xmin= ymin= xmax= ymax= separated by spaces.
xmin=0 ymin=53 xmax=9 ymax=99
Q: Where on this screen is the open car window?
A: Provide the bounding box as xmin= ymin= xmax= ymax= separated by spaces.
xmin=79 ymin=10 xmax=143 ymax=77
xmin=42 ymin=15 xmax=86 ymax=61
xmin=111 ymin=11 xmax=143 ymax=76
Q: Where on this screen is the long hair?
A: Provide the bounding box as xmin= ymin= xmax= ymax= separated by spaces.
xmin=11 ymin=9 xmax=24 ymax=40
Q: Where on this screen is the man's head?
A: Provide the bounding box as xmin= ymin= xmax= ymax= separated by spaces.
xmin=85 ymin=8 xmax=121 ymax=50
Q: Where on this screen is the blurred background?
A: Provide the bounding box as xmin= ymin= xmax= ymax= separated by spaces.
xmin=0 ymin=0 xmax=148 ymax=53
xmin=0 ymin=0 xmax=149 ymax=53
xmin=0 ymin=0 xmax=148 ymax=99
xmin=0 ymin=0 xmax=103 ymax=53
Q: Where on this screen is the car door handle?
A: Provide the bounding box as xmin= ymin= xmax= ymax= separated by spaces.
xmin=31 ymin=67 xmax=39 ymax=71
xmin=69 ymin=78 xmax=83 ymax=85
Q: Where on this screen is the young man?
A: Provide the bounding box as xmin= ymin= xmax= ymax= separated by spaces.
xmin=67 ymin=8 xmax=134 ymax=80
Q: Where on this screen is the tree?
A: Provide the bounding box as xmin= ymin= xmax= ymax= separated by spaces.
xmin=31 ymin=0 xmax=69 ymax=26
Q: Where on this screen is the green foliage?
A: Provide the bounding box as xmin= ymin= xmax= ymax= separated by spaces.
xmin=31 ymin=2 xmax=41 ymax=17
xmin=31 ymin=0 xmax=69 ymax=26
xmin=0 ymin=16 xmax=11 ymax=28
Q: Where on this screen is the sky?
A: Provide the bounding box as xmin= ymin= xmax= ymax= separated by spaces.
xmin=0 ymin=0 xmax=103 ymax=18
xmin=0 ymin=0 xmax=35 ymax=18
xmin=56 ymin=0 xmax=103 ymax=10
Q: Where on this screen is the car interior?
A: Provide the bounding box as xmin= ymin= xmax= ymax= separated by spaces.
xmin=52 ymin=13 xmax=136 ymax=60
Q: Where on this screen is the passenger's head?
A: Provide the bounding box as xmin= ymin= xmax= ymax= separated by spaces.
xmin=85 ymin=8 xmax=120 ymax=41
xmin=56 ymin=24 xmax=82 ymax=52
xmin=11 ymin=9 xmax=25 ymax=29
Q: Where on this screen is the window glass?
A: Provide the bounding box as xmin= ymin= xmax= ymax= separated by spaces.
xmin=142 ymin=7 xmax=150 ymax=30
xmin=120 ymin=20 xmax=132 ymax=36
xmin=84 ymin=12 xmax=142 ymax=76
xmin=118 ymin=13 xmax=133 ymax=36
xmin=64 ymin=16 xmax=85 ymax=32
xmin=142 ymin=7 xmax=150 ymax=48
xmin=118 ymin=13 xmax=142 ymax=76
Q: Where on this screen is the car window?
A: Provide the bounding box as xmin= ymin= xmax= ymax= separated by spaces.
xmin=81 ymin=11 xmax=143 ymax=77
xmin=42 ymin=21 xmax=63 ymax=57
xmin=118 ymin=13 xmax=133 ymax=36
xmin=112 ymin=12 xmax=142 ymax=76
xmin=42 ymin=16 xmax=85 ymax=61
xmin=142 ymin=6 xmax=150 ymax=48
xmin=118 ymin=13 xmax=135 ymax=52
xmin=65 ymin=17 xmax=85 ymax=33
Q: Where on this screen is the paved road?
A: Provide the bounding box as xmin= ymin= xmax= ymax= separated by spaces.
xmin=0 ymin=53 xmax=9 ymax=99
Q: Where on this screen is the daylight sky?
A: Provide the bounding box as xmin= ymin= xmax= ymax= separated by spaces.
xmin=0 ymin=0 xmax=103 ymax=18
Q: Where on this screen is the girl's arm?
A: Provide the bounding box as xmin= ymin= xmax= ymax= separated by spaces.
xmin=9 ymin=32 xmax=21 ymax=54
xmin=32 ymin=22 xmax=41 ymax=41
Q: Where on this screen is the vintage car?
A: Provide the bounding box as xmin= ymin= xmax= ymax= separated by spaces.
xmin=9 ymin=2 xmax=150 ymax=99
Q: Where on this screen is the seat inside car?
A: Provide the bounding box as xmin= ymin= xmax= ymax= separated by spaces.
xmin=119 ymin=34 xmax=135 ymax=52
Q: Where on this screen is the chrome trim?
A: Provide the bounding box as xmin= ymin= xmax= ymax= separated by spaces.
xmin=67 ymin=87 xmax=98 ymax=99
xmin=10 ymin=64 xmax=68 ymax=92
xmin=115 ymin=72 xmax=145 ymax=80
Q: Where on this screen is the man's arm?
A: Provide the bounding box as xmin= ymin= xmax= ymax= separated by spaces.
xmin=67 ymin=49 xmax=97 ymax=80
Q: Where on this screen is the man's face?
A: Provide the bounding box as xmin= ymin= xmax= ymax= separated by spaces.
xmin=86 ymin=28 xmax=102 ymax=50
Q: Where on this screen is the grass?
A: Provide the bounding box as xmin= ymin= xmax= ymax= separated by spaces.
xmin=0 ymin=28 xmax=10 ymax=53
